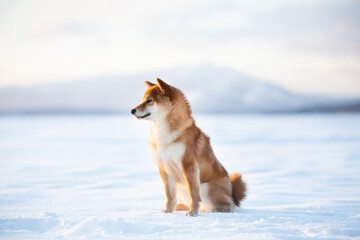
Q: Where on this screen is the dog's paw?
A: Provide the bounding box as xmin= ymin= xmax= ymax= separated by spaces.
xmin=185 ymin=210 xmax=198 ymax=217
xmin=161 ymin=208 xmax=173 ymax=213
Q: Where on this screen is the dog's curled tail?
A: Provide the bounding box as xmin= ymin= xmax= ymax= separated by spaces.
xmin=229 ymin=173 xmax=247 ymax=207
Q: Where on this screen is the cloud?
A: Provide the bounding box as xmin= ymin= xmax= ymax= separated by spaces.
xmin=0 ymin=0 xmax=359 ymax=96
xmin=147 ymin=0 xmax=360 ymax=54
xmin=254 ymin=0 xmax=360 ymax=54
xmin=47 ymin=19 xmax=100 ymax=36
xmin=29 ymin=19 xmax=101 ymax=39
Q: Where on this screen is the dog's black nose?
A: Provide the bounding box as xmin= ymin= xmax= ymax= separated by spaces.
xmin=131 ymin=109 xmax=136 ymax=115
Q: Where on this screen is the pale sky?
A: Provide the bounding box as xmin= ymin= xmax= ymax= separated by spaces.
xmin=0 ymin=0 xmax=359 ymax=97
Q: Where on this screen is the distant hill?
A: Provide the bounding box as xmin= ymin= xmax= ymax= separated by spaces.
xmin=0 ymin=65 xmax=359 ymax=114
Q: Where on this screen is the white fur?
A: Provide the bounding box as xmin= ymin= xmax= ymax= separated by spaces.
xmin=167 ymin=175 xmax=177 ymax=202
xmin=151 ymin=142 xmax=185 ymax=174
xmin=178 ymin=177 xmax=236 ymax=212
xmin=177 ymin=182 xmax=216 ymax=211
xmin=133 ymin=102 xmax=158 ymax=120
xmin=177 ymin=183 xmax=191 ymax=206
xmin=199 ymin=183 xmax=213 ymax=210
xmin=149 ymin=111 xmax=185 ymax=183
xmin=150 ymin=123 xmax=180 ymax=147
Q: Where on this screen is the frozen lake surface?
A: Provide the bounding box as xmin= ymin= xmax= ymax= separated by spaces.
xmin=0 ymin=114 xmax=360 ymax=239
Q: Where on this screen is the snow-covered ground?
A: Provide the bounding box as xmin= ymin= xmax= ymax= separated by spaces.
xmin=0 ymin=114 xmax=359 ymax=239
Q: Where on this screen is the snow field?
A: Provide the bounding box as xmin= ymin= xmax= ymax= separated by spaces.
xmin=0 ymin=114 xmax=360 ymax=239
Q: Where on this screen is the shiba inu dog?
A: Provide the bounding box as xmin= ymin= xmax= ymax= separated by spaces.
xmin=131 ymin=79 xmax=246 ymax=216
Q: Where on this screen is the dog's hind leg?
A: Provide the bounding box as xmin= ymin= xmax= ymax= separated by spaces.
xmin=206 ymin=177 xmax=236 ymax=212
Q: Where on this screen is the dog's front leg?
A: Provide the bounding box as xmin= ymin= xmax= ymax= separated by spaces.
xmin=159 ymin=168 xmax=177 ymax=213
xmin=182 ymin=160 xmax=201 ymax=217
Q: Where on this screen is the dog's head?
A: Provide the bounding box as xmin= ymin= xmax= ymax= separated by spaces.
xmin=131 ymin=78 xmax=175 ymax=121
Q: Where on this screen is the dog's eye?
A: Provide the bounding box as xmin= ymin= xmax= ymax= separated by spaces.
xmin=145 ymin=99 xmax=153 ymax=104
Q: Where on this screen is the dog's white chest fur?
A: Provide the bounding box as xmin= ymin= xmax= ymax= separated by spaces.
xmin=149 ymin=123 xmax=185 ymax=174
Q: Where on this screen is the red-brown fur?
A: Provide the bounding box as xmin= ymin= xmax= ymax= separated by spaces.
xmin=132 ymin=79 xmax=247 ymax=216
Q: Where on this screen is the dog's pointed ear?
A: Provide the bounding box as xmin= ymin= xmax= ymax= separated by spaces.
xmin=145 ymin=81 xmax=155 ymax=89
xmin=156 ymin=78 xmax=172 ymax=97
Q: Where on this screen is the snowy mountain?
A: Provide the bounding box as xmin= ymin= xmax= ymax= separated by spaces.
xmin=0 ymin=65 xmax=359 ymax=114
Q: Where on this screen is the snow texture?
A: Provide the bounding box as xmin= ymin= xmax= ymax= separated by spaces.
xmin=0 ymin=114 xmax=360 ymax=239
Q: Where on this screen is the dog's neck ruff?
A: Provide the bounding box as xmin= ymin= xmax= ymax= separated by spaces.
xmin=150 ymin=111 xmax=194 ymax=147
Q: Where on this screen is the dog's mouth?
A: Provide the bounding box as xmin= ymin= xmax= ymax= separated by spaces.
xmin=137 ymin=113 xmax=151 ymax=119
